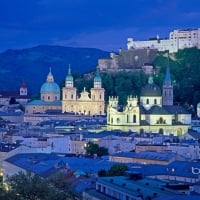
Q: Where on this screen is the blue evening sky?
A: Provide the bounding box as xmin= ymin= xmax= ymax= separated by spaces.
xmin=0 ymin=0 xmax=199 ymax=52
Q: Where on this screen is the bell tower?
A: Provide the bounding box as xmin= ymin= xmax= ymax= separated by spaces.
xmin=162 ymin=66 xmax=173 ymax=106
xmin=62 ymin=65 xmax=77 ymax=113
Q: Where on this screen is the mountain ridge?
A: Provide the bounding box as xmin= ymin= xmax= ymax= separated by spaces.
xmin=0 ymin=45 xmax=110 ymax=94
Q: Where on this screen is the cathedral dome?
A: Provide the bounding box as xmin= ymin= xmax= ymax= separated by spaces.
xmin=40 ymin=69 xmax=60 ymax=94
xmin=40 ymin=82 xmax=60 ymax=94
xmin=197 ymin=102 xmax=200 ymax=108
xmin=140 ymin=76 xmax=161 ymax=97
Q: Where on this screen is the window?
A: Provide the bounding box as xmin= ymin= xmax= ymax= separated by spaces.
xmin=133 ymin=115 xmax=137 ymax=123
xmin=156 ymin=117 xmax=166 ymax=124
xmin=111 ymin=118 xmax=113 ymax=124
xmin=127 ymin=115 xmax=129 ymax=123
xmin=48 ymin=96 xmax=50 ymax=100
xmin=71 ymin=94 xmax=73 ymax=99
xmin=146 ymin=99 xmax=149 ymax=104
xmin=154 ymin=99 xmax=157 ymax=104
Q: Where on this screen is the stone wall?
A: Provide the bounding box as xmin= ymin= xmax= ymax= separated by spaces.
xmin=98 ymin=48 xmax=157 ymax=72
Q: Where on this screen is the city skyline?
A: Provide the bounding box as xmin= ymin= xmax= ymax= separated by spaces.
xmin=0 ymin=0 xmax=200 ymax=52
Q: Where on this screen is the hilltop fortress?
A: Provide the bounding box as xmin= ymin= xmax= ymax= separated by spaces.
xmin=127 ymin=28 xmax=200 ymax=53
xmin=98 ymin=28 xmax=200 ymax=72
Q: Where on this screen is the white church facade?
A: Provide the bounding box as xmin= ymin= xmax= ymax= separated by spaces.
xmin=25 ymin=67 xmax=105 ymax=116
xmin=107 ymin=67 xmax=191 ymax=136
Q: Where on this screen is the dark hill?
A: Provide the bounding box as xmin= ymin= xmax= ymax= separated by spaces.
xmin=0 ymin=45 xmax=109 ymax=94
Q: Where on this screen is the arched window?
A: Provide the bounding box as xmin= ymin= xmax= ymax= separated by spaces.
xmin=71 ymin=94 xmax=73 ymax=99
xmin=133 ymin=115 xmax=136 ymax=123
xmin=156 ymin=117 xmax=166 ymax=124
xmin=48 ymin=96 xmax=50 ymax=100
xmin=111 ymin=117 xmax=113 ymax=124
xmin=99 ymin=94 xmax=101 ymax=99
xmin=127 ymin=115 xmax=129 ymax=123
xmin=117 ymin=118 xmax=120 ymax=124
xmin=146 ymin=99 xmax=149 ymax=104
xmin=140 ymin=128 xmax=144 ymax=134
xmin=154 ymin=99 xmax=157 ymax=104
xmin=159 ymin=128 xmax=163 ymax=134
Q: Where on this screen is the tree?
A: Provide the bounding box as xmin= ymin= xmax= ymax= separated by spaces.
xmin=108 ymin=164 xmax=128 ymax=176
xmin=97 ymin=147 xmax=108 ymax=157
xmin=98 ymin=169 xmax=107 ymax=177
xmin=4 ymin=171 xmax=70 ymax=200
xmin=84 ymin=142 xmax=99 ymax=156
xmin=84 ymin=142 xmax=108 ymax=157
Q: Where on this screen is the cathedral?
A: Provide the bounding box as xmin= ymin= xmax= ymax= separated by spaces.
xmin=107 ymin=67 xmax=192 ymax=136
xmin=62 ymin=67 xmax=105 ymax=115
xmin=25 ymin=67 xmax=105 ymax=116
xmin=25 ymin=68 xmax=62 ymax=114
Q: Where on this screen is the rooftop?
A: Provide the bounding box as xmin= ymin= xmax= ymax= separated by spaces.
xmin=5 ymin=153 xmax=118 ymax=178
xmin=97 ymin=176 xmax=186 ymax=199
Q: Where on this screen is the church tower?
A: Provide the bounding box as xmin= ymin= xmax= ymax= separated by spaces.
xmin=62 ymin=65 xmax=77 ymax=113
xmin=162 ymin=66 xmax=173 ymax=106
xmin=91 ymin=68 xmax=105 ymax=101
xmin=90 ymin=68 xmax=105 ymax=115
xmin=20 ymin=80 xmax=27 ymax=96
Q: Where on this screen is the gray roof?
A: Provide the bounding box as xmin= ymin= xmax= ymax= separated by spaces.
xmin=147 ymin=105 xmax=171 ymax=115
xmin=112 ymin=151 xmax=177 ymax=161
xmin=163 ymin=105 xmax=190 ymax=114
xmin=97 ymin=176 xmax=182 ymax=199
xmin=141 ymin=83 xmax=161 ymax=97
xmin=129 ymin=160 xmax=200 ymax=179
xmin=5 ymin=153 xmax=117 ymax=178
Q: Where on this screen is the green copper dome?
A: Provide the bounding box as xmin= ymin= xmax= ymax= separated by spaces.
xmin=94 ymin=68 xmax=101 ymax=82
xmin=65 ymin=66 xmax=73 ymax=82
xmin=40 ymin=82 xmax=60 ymax=94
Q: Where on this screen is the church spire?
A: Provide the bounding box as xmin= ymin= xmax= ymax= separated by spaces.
xmin=68 ymin=64 xmax=71 ymax=75
xmin=65 ymin=64 xmax=74 ymax=88
xmin=162 ymin=60 xmax=173 ymax=106
xmin=164 ymin=66 xmax=172 ymax=85
xmin=47 ymin=67 xmax=54 ymax=82
xmin=94 ymin=67 xmax=102 ymax=88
